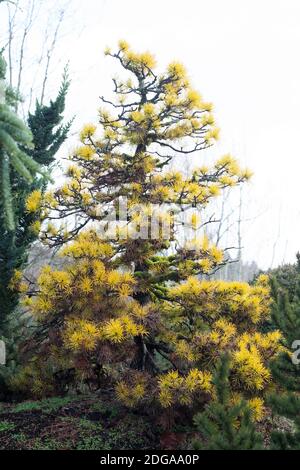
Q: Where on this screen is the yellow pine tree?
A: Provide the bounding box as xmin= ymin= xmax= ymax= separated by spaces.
xmin=13 ymin=42 xmax=281 ymax=417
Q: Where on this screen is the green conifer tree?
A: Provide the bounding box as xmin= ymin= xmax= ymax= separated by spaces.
xmin=268 ymin=253 xmax=300 ymax=302
xmin=26 ymin=66 xmax=71 ymax=166
xmin=268 ymin=274 xmax=300 ymax=450
xmin=193 ymin=354 xmax=263 ymax=450
xmin=0 ymin=64 xmax=71 ymax=329
xmin=0 ymin=68 xmax=71 ymax=398
xmin=0 ymin=51 xmax=42 ymax=231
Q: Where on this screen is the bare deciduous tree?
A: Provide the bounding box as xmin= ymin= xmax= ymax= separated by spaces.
xmin=1 ymin=0 xmax=71 ymax=115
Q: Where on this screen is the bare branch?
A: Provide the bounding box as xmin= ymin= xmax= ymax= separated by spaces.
xmin=40 ymin=8 xmax=64 ymax=105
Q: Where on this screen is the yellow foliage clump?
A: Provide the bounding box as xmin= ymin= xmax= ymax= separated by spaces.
xmin=248 ymin=397 xmax=265 ymax=422
xmin=80 ymin=123 xmax=97 ymax=142
xmin=116 ymin=41 xmax=156 ymax=73
xmin=158 ymin=274 xmax=279 ymax=409
xmin=168 ymin=276 xmax=271 ymax=326
xmin=75 ymin=145 xmax=95 ymax=160
xmin=233 ymin=345 xmax=271 ymax=391
xmin=158 ymin=369 xmax=213 ymax=407
xmin=116 ymin=380 xmax=145 ymax=408
xmin=167 ymin=62 xmax=187 ymax=79
xmin=64 ymin=319 xmax=101 ymax=351
xmin=101 ymin=316 xmax=146 ymax=343
xmin=25 ymin=190 xmax=42 ymax=213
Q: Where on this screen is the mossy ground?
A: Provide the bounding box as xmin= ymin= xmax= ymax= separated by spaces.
xmin=0 ymin=394 xmax=161 ymax=450
xmin=0 ymin=394 xmax=291 ymax=450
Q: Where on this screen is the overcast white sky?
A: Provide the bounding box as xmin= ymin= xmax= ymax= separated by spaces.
xmin=1 ymin=0 xmax=300 ymax=269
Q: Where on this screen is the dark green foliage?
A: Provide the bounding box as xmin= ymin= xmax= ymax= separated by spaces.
xmin=268 ymin=253 xmax=300 ymax=302
xmin=270 ymin=274 xmax=300 ymax=393
xmin=0 ymin=63 xmax=70 ymax=398
xmin=259 ymin=255 xmax=300 ymax=334
xmin=268 ymin=271 xmax=300 ymax=449
xmin=193 ymin=355 xmax=262 ymax=450
xmin=26 ymin=66 xmax=72 ymax=166
xmin=268 ymin=393 xmax=300 ymax=449
xmin=270 ymin=269 xmax=300 ymax=345
xmin=0 ymin=70 xmax=70 ymax=328
xmin=0 ymin=420 xmax=15 ymax=433
xmin=0 ymin=307 xmax=33 ymax=400
xmin=0 ymin=51 xmax=41 ymax=230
